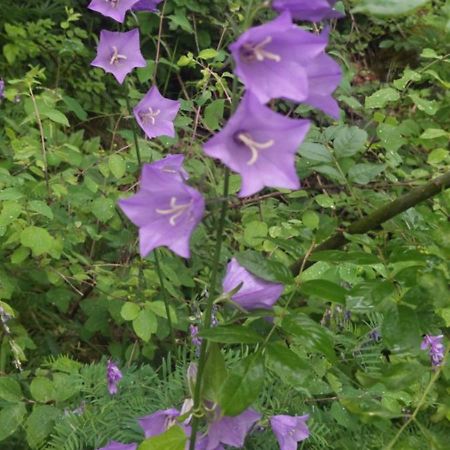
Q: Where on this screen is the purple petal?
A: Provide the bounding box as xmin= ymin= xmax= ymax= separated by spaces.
xmin=97 ymin=442 xmax=137 ymax=450
xmin=272 ymin=0 xmax=344 ymax=22
xmin=271 ymin=414 xmax=309 ymax=450
xmin=139 ymin=409 xmax=180 ymax=438
xmin=88 ymin=0 xmax=140 ymax=23
xmin=132 ymin=0 xmax=163 ymax=11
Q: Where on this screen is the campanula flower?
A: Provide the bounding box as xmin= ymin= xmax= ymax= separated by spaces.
xmin=91 ymin=29 xmax=146 ymax=84
xmin=421 ymin=334 xmax=445 ymax=367
xmin=272 ymin=0 xmax=344 ymax=22
xmin=98 ymin=442 xmax=137 ymax=450
xmin=203 ymin=92 xmax=310 ymax=197
xmin=139 ymin=408 xmax=181 ymax=438
xmin=133 ymin=0 xmax=163 ymax=11
xmin=118 ymin=163 xmax=205 ymax=258
xmin=229 ymin=11 xmax=328 ymax=105
xmin=107 ymin=360 xmax=123 ymax=395
xmin=270 ymin=414 xmax=310 ymax=450
xmin=88 ymin=0 xmax=140 ymax=23
xmin=222 ymin=258 xmax=284 ymax=311
xmin=134 ymin=86 xmax=180 ymax=139
xmin=143 ymin=154 xmax=189 ymax=182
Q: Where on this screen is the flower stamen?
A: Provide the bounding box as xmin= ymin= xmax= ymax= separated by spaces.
xmin=110 ymin=46 xmax=127 ymax=65
xmin=156 ymin=197 xmax=192 ymax=226
xmin=237 ymin=132 xmax=274 ymax=165
xmin=240 ymin=36 xmax=281 ymax=63
xmin=139 ymin=107 xmax=161 ymax=125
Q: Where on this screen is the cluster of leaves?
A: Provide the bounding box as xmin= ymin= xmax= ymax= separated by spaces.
xmin=0 ymin=0 xmax=449 ymax=449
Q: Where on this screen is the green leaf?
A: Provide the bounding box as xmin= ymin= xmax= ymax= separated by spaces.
xmin=0 ymin=201 xmax=22 ymax=227
xmin=348 ymin=163 xmax=385 ymax=185
xmin=365 ymin=88 xmax=399 ymax=109
xmin=41 ymin=108 xmax=69 ymax=126
xmin=121 ymin=302 xmax=141 ymax=321
xmin=25 ymin=405 xmax=61 ymax=449
xmin=219 ymin=353 xmax=264 ymax=416
xmin=300 ymin=280 xmax=347 ymax=304
xmin=266 ymin=343 xmax=310 ymax=386
xmin=236 ymin=250 xmax=293 ymax=284
xmin=109 ymin=154 xmax=127 ymax=179
xmin=198 ymin=48 xmax=218 ymax=59
xmin=202 ymin=344 xmax=228 ymax=402
xmin=419 ymin=128 xmax=448 ymax=139
xmin=203 ymin=99 xmax=225 ymax=130
xmin=138 ymin=425 xmax=187 ymax=450
xmin=333 ymin=127 xmax=368 ymax=157
xmin=199 ymin=325 xmax=263 ymax=344
xmin=299 ymin=143 xmax=332 ymax=163
xmin=244 ymin=220 xmax=268 ymax=246
xmin=302 ymin=211 xmax=320 ymax=230
xmin=0 ymin=377 xmax=23 ymax=403
xmin=20 ymin=226 xmax=55 ymax=256
xmin=0 ymin=403 xmax=27 ymax=441
xmin=28 ymin=200 xmax=53 ymax=220
xmin=393 ymin=68 xmax=421 ymax=90
xmin=30 ymin=377 xmax=55 ymax=403
xmin=310 ymin=250 xmax=381 ymax=265
xmin=353 ymin=0 xmax=430 ymax=16
xmin=61 ymin=95 xmax=88 ymax=121
xmin=427 ymin=148 xmax=448 ymax=165
xmin=133 ymin=309 xmax=158 ymax=342
xmin=92 ymin=197 xmax=115 ymax=222
xmin=408 ymin=93 xmax=438 ymax=116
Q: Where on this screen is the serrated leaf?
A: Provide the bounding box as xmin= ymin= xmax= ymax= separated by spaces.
xmin=333 ymin=126 xmax=368 ymax=157
xmin=133 ymin=309 xmax=158 ymax=342
xmin=203 ymin=99 xmax=225 ymax=130
xmin=28 ymin=200 xmax=53 ymax=220
xmin=299 ymin=143 xmax=332 ymax=163
xmin=199 ymin=325 xmax=263 ymax=344
xmin=109 ymin=154 xmax=126 ymax=179
xmin=20 ymin=226 xmax=55 ymax=256
xmin=25 ymin=405 xmax=61 ymax=449
xmin=348 ymin=163 xmax=385 ymax=185
xmin=365 ymin=88 xmax=399 ymax=109
xmin=30 ymin=377 xmax=55 ymax=403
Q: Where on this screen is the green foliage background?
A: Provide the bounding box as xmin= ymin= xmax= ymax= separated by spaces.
xmin=0 ymin=0 xmax=449 ymax=449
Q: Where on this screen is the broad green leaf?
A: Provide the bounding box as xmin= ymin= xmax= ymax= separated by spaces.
xmin=61 ymin=95 xmax=88 ymax=121
xmin=353 ymin=0 xmax=430 ymax=16
xmin=300 ymin=280 xmax=347 ymax=304
xmin=41 ymin=108 xmax=69 ymax=126
xmin=133 ymin=309 xmax=158 ymax=342
xmin=365 ymin=88 xmax=399 ymax=109
xmin=377 ymin=123 xmax=406 ymax=152
xmin=199 ymin=325 xmax=263 ymax=344
xmin=299 ymin=143 xmax=332 ymax=163
xmin=30 ymin=377 xmax=55 ymax=403
xmin=427 ymin=148 xmax=448 ymax=165
xmin=348 ymin=163 xmax=385 ymax=184
xmin=333 ymin=127 xmax=368 ymax=157
xmin=108 ymin=154 xmax=126 ymax=179
xmin=393 ymin=69 xmax=421 ymax=90
xmin=28 ymin=200 xmax=53 ymax=220
xmin=20 ymin=226 xmax=55 ymax=256
xmin=0 ymin=403 xmax=27 ymax=441
xmin=92 ymin=197 xmax=115 ymax=222
xmin=198 ymin=48 xmax=218 ymax=59
xmin=204 ymin=99 xmax=225 ymax=130
xmin=408 ymin=94 xmax=438 ymax=116
xmin=219 ymin=353 xmax=264 ymax=416
xmin=0 ymin=377 xmax=23 ymax=403
xmin=202 ymin=344 xmax=228 ymax=402
xmin=244 ymin=220 xmax=268 ymax=246
xmin=121 ymin=302 xmax=140 ymax=321
xmin=302 ymin=211 xmax=320 ymax=230
xmin=0 ymin=201 xmax=22 ymax=227
xmin=138 ymin=425 xmax=187 ymax=450
xmin=419 ymin=128 xmax=448 ymax=139
xmin=25 ymin=405 xmax=61 ymax=449
xmin=310 ymin=250 xmax=381 ymax=265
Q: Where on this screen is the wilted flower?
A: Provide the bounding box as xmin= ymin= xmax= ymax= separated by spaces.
xmin=107 ymin=360 xmax=123 ymax=395
xmin=91 ymin=29 xmax=146 ymax=84
xmin=204 ymin=92 xmax=310 ymax=197
xmin=270 ymin=414 xmax=309 ymax=450
xmin=222 ymin=258 xmax=284 ymax=311
xmin=118 ymin=163 xmax=205 ymax=258
xmin=272 ymin=0 xmax=344 ymax=22
xmin=98 ymin=442 xmax=137 ymax=450
xmin=421 ymin=334 xmax=445 ymax=367
xmin=132 ymin=0 xmax=163 ymax=11
xmin=88 ymin=0 xmax=139 ymax=23
xmin=139 ymin=408 xmax=181 ymax=438
xmin=134 ymin=86 xmax=180 ymax=139
xmin=230 ymin=12 xmax=328 ymax=105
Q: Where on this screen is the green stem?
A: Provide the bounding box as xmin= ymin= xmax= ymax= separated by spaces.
xmin=124 ymin=81 xmax=141 ymax=166
xmin=189 ymin=168 xmax=230 ymax=450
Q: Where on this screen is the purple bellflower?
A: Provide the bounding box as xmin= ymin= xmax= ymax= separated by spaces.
xmin=139 ymin=408 xmax=181 ymax=438
xmin=91 ymin=29 xmax=146 ymax=84
xmin=230 ymin=12 xmax=328 ymax=105
xmin=270 ymin=414 xmax=310 ymax=450
xmin=98 ymin=442 xmax=137 ymax=450
xmin=107 ymin=360 xmax=123 ymax=395
xmin=421 ymin=334 xmax=445 ymax=367
xmin=118 ymin=163 xmax=205 ymax=258
xmin=133 ymin=0 xmax=163 ymax=11
xmin=272 ymin=0 xmax=344 ymax=22
xmin=144 ymin=154 xmax=189 ymax=182
xmin=134 ymin=86 xmax=180 ymax=139
xmin=88 ymin=0 xmax=139 ymax=23
xmin=222 ymin=258 xmax=284 ymax=311
xmin=203 ymin=92 xmax=310 ymax=197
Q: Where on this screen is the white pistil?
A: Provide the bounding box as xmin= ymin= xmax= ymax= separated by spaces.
xmin=242 ymin=36 xmax=281 ymax=63
xmin=139 ymin=107 xmax=161 ymax=125
xmin=156 ymin=197 xmax=192 ymax=226
xmin=109 ymin=46 xmax=127 ymax=65
xmin=237 ymin=132 xmax=274 ymax=166
xmin=106 ymin=0 xmax=119 ymax=7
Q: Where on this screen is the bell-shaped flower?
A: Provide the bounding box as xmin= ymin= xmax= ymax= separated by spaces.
xmin=133 ymin=0 xmax=163 ymax=11
xmin=229 ymin=11 xmax=327 ymax=105
xmin=88 ymin=0 xmax=140 ymax=23
xmin=272 ymin=0 xmax=344 ymax=22
xmin=97 ymin=442 xmax=137 ymax=450
xmin=203 ymin=92 xmax=310 ymax=197
xmin=118 ymin=164 xmax=205 ymax=258
xmin=222 ymin=258 xmax=284 ymax=311
xmin=270 ymin=414 xmax=309 ymax=450
xmin=134 ymin=86 xmax=180 ymax=139
xmin=91 ymin=29 xmax=146 ymax=84
xmin=139 ymin=408 xmax=181 ymax=438
xmin=142 ymin=154 xmax=188 ymax=182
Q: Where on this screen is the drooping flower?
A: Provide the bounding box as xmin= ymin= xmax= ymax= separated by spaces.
xmin=97 ymin=442 xmax=137 ymax=450
xmin=134 ymin=86 xmax=180 ymax=139
xmin=91 ymin=29 xmax=146 ymax=84
xmin=222 ymin=258 xmax=284 ymax=311
xmin=229 ymin=11 xmax=328 ymax=105
xmin=139 ymin=408 xmax=181 ymax=438
xmin=142 ymin=154 xmax=189 ymax=182
xmin=107 ymin=360 xmax=123 ymax=395
xmin=270 ymin=414 xmax=310 ymax=450
xmin=203 ymin=92 xmax=310 ymax=197
xmin=88 ymin=0 xmax=140 ymax=23
xmin=421 ymin=334 xmax=445 ymax=367
xmin=272 ymin=0 xmax=344 ymax=22
xmin=200 ymin=408 xmax=261 ymax=450
xmin=132 ymin=0 xmax=163 ymax=11
xmin=118 ymin=164 xmax=205 ymax=258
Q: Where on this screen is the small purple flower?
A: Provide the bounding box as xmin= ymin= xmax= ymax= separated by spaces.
xmin=0 ymin=79 xmax=4 ymax=99
xmin=421 ymin=334 xmax=445 ymax=367
xmin=139 ymin=408 xmax=181 ymax=438
xmin=107 ymin=360 xmax=123 ymax=395
xmin=230 ymin=12 xmax=327 ymax=105
xmin=88 ymin=0 xmax=140 ymax=23
xmin=134 ymin=86 xmax=180 ymax=139
xmin=272 ymin=0 xmax=344 ymax=22
xmin=118 ymin=163 xmax=205 ymax=258
xmin=222 ymin=258 xmax=284 ymax=311
xmin=270 ymin=414 xmax=310 ymax=450
xmin=203 ymin=92 xmax=310 ymax=197
xmin=97 ymin=442 xmax=137 ymax=450
xmin=369 ymin=329 xmax=381 ymax=343
xmin=190 ymin=324 xmax=202 ymax=347
xmin=91 ymin=29 xmax=146 ymax=84
xmin=132 ymin=0 xmax=163 ymax=11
